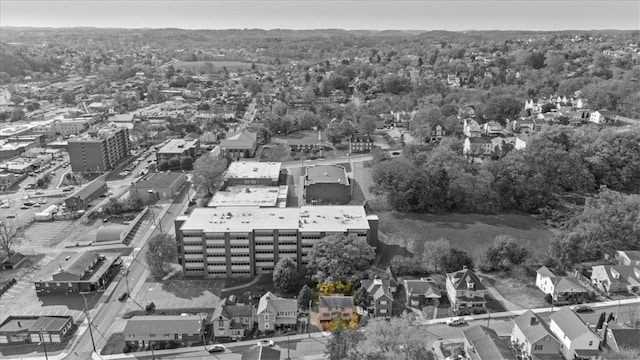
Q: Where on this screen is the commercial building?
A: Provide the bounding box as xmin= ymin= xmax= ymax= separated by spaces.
xmin=208 ymin=186 xmax=288 ymax=208
xmin=304 ymin=165 xmax=350 ymax=204
xmin=175 ymin=206 xmax=378 ymax=278
xmin=33 ymin=251 xmax=122 ymax=294
xmin=52 ymin=119 xmax=89 ymax=136
xmin=130 ymin=172 xmax=187 ymax=203
xmin=64 ymin=174 xmax=108 ymax=211
xmin=220 ymin=132 xmax=257 ymax=159
xmin=224 ymin=162 xmax=282 ymax=187
xmin=156 ymin=138 xmax=200 ymax=163
xmin=67 ymin=126 xmax=131 ymax=172
xmin=0 ymin=315 xmax=74 ymax=344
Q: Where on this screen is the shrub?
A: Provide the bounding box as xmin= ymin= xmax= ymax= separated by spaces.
xmin=544 ymin=293 xmax=553 ymax=304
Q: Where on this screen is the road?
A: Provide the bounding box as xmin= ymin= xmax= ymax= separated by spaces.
xmin=65 ymin=190 xmax=191 ymax=360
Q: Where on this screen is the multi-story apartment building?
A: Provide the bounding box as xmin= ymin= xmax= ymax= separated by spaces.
xmin=156 ymin=138 xmax=200 ymax=163
xmin=67 ymin=126 xmax=130 ymax=172
xmin=175 ymin=206 xmax=378 ymax=278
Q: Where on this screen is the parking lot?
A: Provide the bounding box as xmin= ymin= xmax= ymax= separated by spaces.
xmin=20 ymin=221 xmax=74 ymax=248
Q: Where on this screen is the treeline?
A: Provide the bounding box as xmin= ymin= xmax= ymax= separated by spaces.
xmin=371 ymin=126 xmax=640 ymax=214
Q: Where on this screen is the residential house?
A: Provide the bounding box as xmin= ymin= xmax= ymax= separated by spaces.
xmin=591 ymin=265 xmax=640 ymax=295
xmin=220 ymin=132 xmax=258 ymax=159
xmin=304 ymin=164 xmax=350 ymax=205
xmin=615 ymin=250 xmax=640 ymax=266
xmin=482 ymin=121 xmax=502 ymax=136
xmin=403 ymin=278 xmax=441 ymax=307
xmin=430 ymin=122 xmax=448 ymax=142
xmin=589 ymin=110 xmax=618 ymax=124
xmin=549 ymin=307 xmax=601 ymax=360
xmin=535 ymin=266 xmax=589 ymax=304
xmin=123 ymin=315 xmax=202 ymax=347
xmin=463 ymin=118 xmax=482 ymax=138
xmin=462 ymin=325 xmax=517 ymax=360
xmin=463 ymin=137 xmax=493 ymax=157
xmin=515 ymin=134 xmax=529 ymax=150
xmin=445 ymin=267 xmax=487 ymax=312
xmin=510 ymin=310 xmax=563 ymax=360
xmin=210 ymin=298 xmax=256 ymax=340
xmin=241 ymin=346 xmax=281 ymax=360
xmin=256 ymin=292 xmax=297 ymax=332
xmin=383 ymin=267 xmax=399 ymax=292
xmin=512 ymin=118 xmax=536 ymax=133
xmin=318 ymin=295 xmax=355 ymax=322
xmin=33 ymin=251 xmax=122 ymax=294
xmin=0 ymin=315 xmax=74 ymax=344
xmin=360 ymin=278 xmax=393 ymax=317
xmin=447 ymin=74 xmax=461 ymax=87
xmin=349 ymin=134 xmax=374 ymax=153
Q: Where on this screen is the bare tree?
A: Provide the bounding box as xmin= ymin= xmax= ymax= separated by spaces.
xmin=0 ymin=221 xmax=23 ymax=258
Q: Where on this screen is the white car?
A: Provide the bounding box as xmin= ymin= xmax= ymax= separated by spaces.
xmin=256 ymin=339 xmax=275 ymax=347
xmin=0 ymin=203 xmax=10 ymax=208
xmin=447 ymin=317 xmax=466 ymax=326
xmin=207 ymin=344 xmax=226 ymax=353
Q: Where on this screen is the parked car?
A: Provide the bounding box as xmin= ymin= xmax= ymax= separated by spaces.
xmin=256 ymin=340 xmax=275 ymax=347
xmin=6 ymin=214 xmax=16 ymax=219
xmin=207 ymin=344 xmax=226 ymax=353
xmin=23 ymin=202 xmax=35 ymax=206
xmin=447 ymin=317 xmax=466 ymax=326
xmin=0 ymin=203 xmax=10 ymax=208
xmin=574 ymin=306 xmax=594 ymax=313
xmin=118 ymin=292 xmax=128 ymax=302
xmin=102 ymin=217 xmax=109 ymax=223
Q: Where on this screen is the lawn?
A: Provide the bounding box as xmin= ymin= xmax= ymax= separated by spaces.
xmin=480 ymin=270 xmax=549 ymax=310
xmin=374 ymin=211 xmax=556 ymax=266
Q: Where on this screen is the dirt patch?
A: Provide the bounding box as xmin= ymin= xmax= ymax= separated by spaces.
xmin=481 ymin=271 xmax=548 ymax=310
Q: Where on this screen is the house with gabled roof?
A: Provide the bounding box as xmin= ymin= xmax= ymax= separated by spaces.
xmin=220 ymin=131 xmax=257 ymax=159
xmin=549 ymin=307 xmax=601 ymax=360
xmin=535 ymin=266 xmax=589 ymax=304
xmin=123 ymin=315 xmax=202 ymax=347
xmin=463 ymin=136 xmax=492 ymax=157
xmin=462 ymin=325 xmax=517 ymax=360
xmin=403 ymin=278 xmax=440 ymax=307
xmin=361 ymin=278 xmax=393 ymax=317
xmin=510 ymin=310 xmax=563 ymax=360
xmin=210 ymin=297 xmax=256 ymax=340
xmin=463 ymin=118 xmax=482 ymax=138
xmin=615 ymin=250 xmax=640 ymax=266
xmin=430 ymin=122 xmax=448 ymax=142
xmin=256 ymin=292 xmax=297 ymax=332
xmin=591 ymin=265 xmax=640 ymax=295
xmin=604 ymin=328 xmax=640 ymax=353
xmin=446 ymin=267 xmax=486 ymax=311
xmin=318 ymin=295 xmax=355 ymax=322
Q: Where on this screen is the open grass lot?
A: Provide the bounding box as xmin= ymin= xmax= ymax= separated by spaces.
xmin=164 ymin=60 xmax=270 ymax=73
xmin=375 ymin=211 xmax=556 ymax=266
xmin=481 ymin=271 xmax=549 ymax=310
xmin=128 ymin=277 xmax=224 ymax=314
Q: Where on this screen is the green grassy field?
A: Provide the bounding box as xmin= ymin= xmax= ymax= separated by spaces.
xmin=375 ymin=211 xmax=556 ymax=266
xmin=164 ymin=60 xmax=269 ymax=73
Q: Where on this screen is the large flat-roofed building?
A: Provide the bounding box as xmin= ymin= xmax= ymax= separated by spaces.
xmin=156 ymin=138 xmax=200 ymax=163
xmin=224 ymin=162 xmax=282 ymax=187
xmin=33 ymin=251 xmax=122 ymax=294
xmin=208 ymin=186 xmax=288 ymax=208
xmin=130 ymin=172 xmax=187 ymax=203
xmin=0 ymin=315 xmax=74 ymax=344
xmin=304 ymin=165 xmax=350 ymax=205
xmin=67 ymin=126 xmax=130 ymax=172
xmin=175 ymin=206 xmax=378 ymax=278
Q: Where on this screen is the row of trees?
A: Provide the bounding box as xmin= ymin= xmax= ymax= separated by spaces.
xmin=157 ymin=156 xmax=194 ymax=172
xmin=372 ymin=126 xmax=640 ymax=214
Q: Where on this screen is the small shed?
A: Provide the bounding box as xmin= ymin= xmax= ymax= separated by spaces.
xmin=2 ymin=252 xmax=27 ymax=270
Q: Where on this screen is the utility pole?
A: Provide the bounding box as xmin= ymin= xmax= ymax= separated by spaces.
xmin=40 ymin=329 xmax=49 ymax=360
xmin=81 ymin=294 xmax=97 ymax=354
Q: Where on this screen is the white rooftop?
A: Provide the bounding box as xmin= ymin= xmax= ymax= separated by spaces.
xmin=180 ymin=205 xmax=370 ymax=233
xmin=208 ymin=186 xmax=287 ymax=208
xmin=157 ymin=139 xmax=199 ymax=154
xmin=224 ymin=162 xmax=282 ymax=180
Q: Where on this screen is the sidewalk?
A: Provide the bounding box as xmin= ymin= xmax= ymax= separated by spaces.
xmin=222 ymin=275 xmax=264 ymax=292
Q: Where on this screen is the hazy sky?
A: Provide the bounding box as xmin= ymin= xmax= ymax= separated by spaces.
xmin=1 ymin=0 xmax=639 ymax=31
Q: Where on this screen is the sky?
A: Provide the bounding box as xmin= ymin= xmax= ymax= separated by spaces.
xmin=1 ymin=0 xmax=639 ymax=31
